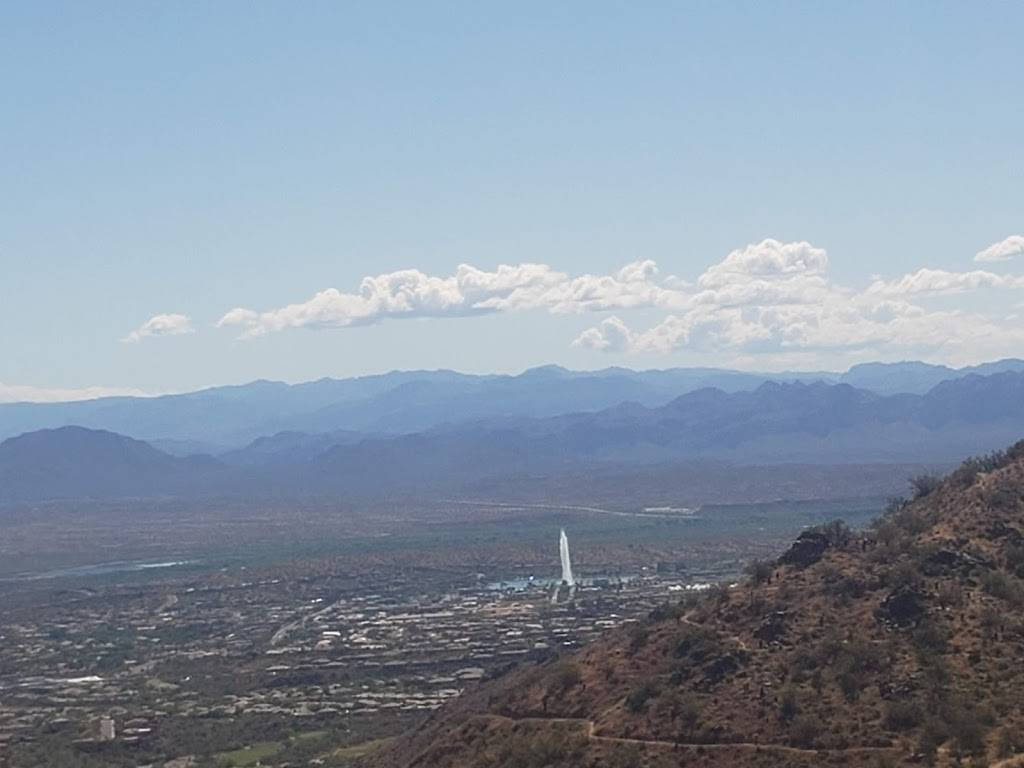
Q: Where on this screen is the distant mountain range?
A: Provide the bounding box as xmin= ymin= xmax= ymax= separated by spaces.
xmin=1 ymin=359 xmax=1022 ymax=448
xmin=2 ymin=369 xmax=1023 ymax=503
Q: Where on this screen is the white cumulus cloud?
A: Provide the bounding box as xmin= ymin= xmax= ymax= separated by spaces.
xmin=213 ymin=235 xmax=1024 ymax=364
xmin=866 ymin=268 xmax=1024 ymax=297
xmin=698 ymin=239 xmax=828 ymax=289
xmin=975 ymin=235 xmax=1024 ymax=263
xmin=217 ymin=261 xmax=676 ymax=338
xmin=572 ymin=316 xmax=636 ymax=352
xmin=575 ymin=238 xmax=1024 ymax=359
xmin=123 ymin=313 xmax=195 ymax=343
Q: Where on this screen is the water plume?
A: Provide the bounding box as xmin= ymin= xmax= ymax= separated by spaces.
xmin=559 ymin=528 xmax=575 ymax=586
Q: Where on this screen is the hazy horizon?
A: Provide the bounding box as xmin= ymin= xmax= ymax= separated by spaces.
xmin=4 ymin=355 xmax=1024 ymax=405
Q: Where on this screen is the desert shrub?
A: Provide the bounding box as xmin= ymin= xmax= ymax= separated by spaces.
xmin=809 ymin=669 xmax=824 ymax=693
xmin=834 ymin=640 xmax=881 ymax=701
xmin=604 ymin=745 xmax=642 ymax=768
xmin=550 ymin=661 xmax=581 ymax=692
xmin=995 ymin=726 xmax=1022 ymax=758
xmin=673 ymin=625 xmax=723 ymax=663
xmin=985 ymin=483 xmax=1022 ymax=512
xmin=788 ymin=648 xmax=821 ymax=686
xmin=917 ymin=718 xmax=949 ymax=765
xmin=948 ymin=443 xmax=1024 ymax=488
xmin=653 ymin=689 xmax=701 ymax=735
xmin=1009 ymin=618 xmax=1024 ymax=642
xmin=868 ymin=539 xmax=904 ymax=566
xmin=812 ymin=520 xmax=853 ymax=549
xmin=912 ymin=619 xmax=950 ymax=654
xmin=788 ymin=714 xmax=822 ymax=748
xmin=790 ymin=647 xmax=818 ymax=672
xmin=946 ymin=708 xmax=988 ymax=757
xmin=900 ymin=508 xmax=933 ymax=535
xmin=778 ymin=685 xmax=799 ymax=722
xmin=918 ymin=655 xmax=952 ymax=706
xmin=747 ymin=592 xmax=768 ymax=616
xmin=775 ymin=581 xmax=797 ymax=602
xmin=625 ymin=681 xmax=660 ymax=714
xmin=888 ymin=503 xmax=934 ymax=537
xmin=872 ymin=518 xmax=902 ymax=547
xmin=916 ymin=698 xmax=995 ymax=761
xmin=676 ymin=695 xmax=701 ymax=737
xmin=884 ymin=700 xmax=924 ymax=731
xmin=837 ymin=667 xmax=869 ymax=701
xmin=745 ymin=559 xmax=774 ymax=585
xmin=1006 ymin=543 xmax=1024 ymax=577
xmin=884 ymin=496 xmax=907 ymax=515
xmin=626 ymin=624 xmax=650 ymax=655
xmin=824 ymin=572 xmax=865 ymax=602
xmin=936 ymin=581 xmax=963 ymax=608
xmin=982 ymin=569 xmax=1024 ymax=607
xmin=492 ymin=728 xmax=588 ymax=768
xmin=813 ymin=629 xmax=845 ymax=664
xmin=647 ymin=601 xmax=686 ymax=623
xmin=910 ymin=474 xmax=942 ymax=499
xmin=707 ymin=583 xmax=731 ymax=605
xmin=885 ymin=560 xmax=923 ymax=590
xmin=979 ymin=605 xmax=1003 ymax=639
xmin=652 ymin=688 xmax=679 ymax=719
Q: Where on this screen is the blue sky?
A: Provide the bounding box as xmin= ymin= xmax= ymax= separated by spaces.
xmin=2 ymin=2 xmax=1023 ymax=400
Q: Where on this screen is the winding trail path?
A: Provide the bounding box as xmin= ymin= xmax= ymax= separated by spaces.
xmin=479 ymin=714 xmax=901 ymax=759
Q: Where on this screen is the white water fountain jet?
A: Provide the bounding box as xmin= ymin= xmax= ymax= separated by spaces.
xmin=559 ymin=528 xmax=575 ymax=586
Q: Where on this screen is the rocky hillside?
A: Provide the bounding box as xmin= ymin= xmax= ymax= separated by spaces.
xmin=369 ymin=443 xmax=1024 ymax=767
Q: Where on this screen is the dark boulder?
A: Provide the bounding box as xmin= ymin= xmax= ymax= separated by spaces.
xmin=754 ymin=611 xmax=789 ymax=644
xmin=876 ymin=588 xmax=926 ymax=627
xmin=778 ymin=531 xmax=830 ymax=569
xmin=923 ymin=547 xmax=994 ymax=577
xmin=987 ymin=521 xmax=1024 ymax=546
xmin=702 ymin=652 xmax=746 ymax=688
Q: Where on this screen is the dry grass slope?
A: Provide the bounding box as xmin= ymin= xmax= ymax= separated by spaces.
xmin=367 ymin=442 xmax=1024 ymax=768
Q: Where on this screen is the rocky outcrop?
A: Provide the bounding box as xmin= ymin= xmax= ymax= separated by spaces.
xmin=876 ymin=588 xmax=926 ymax=627
xmin=987 ymin=521 xmax=1024 ymax=546
xmin=923 ymin=546 xmax=993 ymax=576
xmin=778 ymin=531 xmax=830 ymax=569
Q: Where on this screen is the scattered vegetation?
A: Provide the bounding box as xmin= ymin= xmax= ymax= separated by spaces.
xmin=949 ymin=441 xmax=1024 ymax=487
xmin=909 ymin=473 xmax=942 ymax=499
xmin=672 ymin=625 xmax=725 ymax=663
xmin=550 ymin=661 xmax=582 ymax=693
xmin=745 ymin=559 xmax=774 ymax=585
xmin=982 ymin=568 xmax=1024 ymax=607
xmin=625 ymin=681 xmax=660 ymax=713
xmin=808 ymin=519 xmax=854 ymax=549
xmin=487 ymin=728 xmax=588 ymax=768
xmin=788 ymin=714 xmax=822 ymax=748
xmin=883 ymin=700 xmax=923 ymax=732
xmin=778 ymin=685 xmax=799 ymax=722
